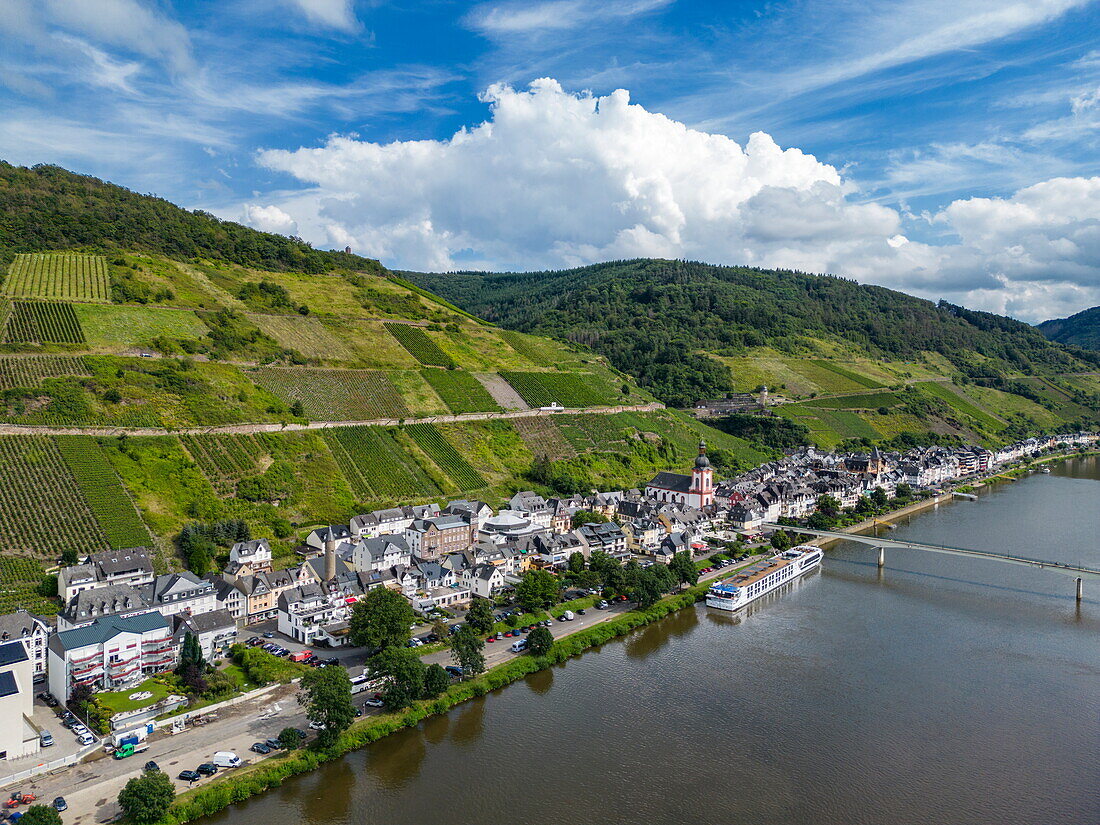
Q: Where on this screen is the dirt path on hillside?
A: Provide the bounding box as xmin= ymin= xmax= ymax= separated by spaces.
xmin=0 ymin=403 xmax=665 ymax=438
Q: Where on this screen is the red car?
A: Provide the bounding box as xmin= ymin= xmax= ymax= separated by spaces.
xmin=487 ymin=636 xmax=496 ymax=642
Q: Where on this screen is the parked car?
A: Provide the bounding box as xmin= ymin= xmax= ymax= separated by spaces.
xmin=486 ymin=636 xmax=496 ymax=642
xmin=250 ymin=743 xmax=271 ymax=755
xmin=264 ymin=739 xmax=283 ymax=750
xmin=77 ymin=733 xmax=96 ymax=746
xmin=323 ymin=658 xmax=339 ymax=666
xmin=246 ymin=637 xmax=262 ymax=646
xmin=70 ymin=724 xmax=88 ymax=736
xmin=178 ymin=770 xmax=201 ymax=782
xmin=495 ymin=631 xmax=504 ymax=640
xmin=37 ymin=693 xmax=58 ymax=708
xmin=444 ymin=666 xmax=464 ymax=678
xmin=144 ymin=761 xmax=159 ymax=773
xmin=576 ymin=608 xmax=586 ymax=616
xmin=197 ymin=763 xmax=218 ymax=776
xmin=39 ymin=731 xmax=53 ymax=747
xmin=262 ymin=632 xmax=275 ymax=638
xmin=51 ymin=798 xmax=66 ymax=812
xmin=597 ymin=600 xmax=609 ymax=609
xmin=308 ymin=721 xmax=326 ymax=731
xmin=364 ymin=697 xmax=385 ymax=708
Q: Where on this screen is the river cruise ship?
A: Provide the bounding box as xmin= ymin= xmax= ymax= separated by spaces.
xmin=705 ymin=545 xmax=823 ymax=611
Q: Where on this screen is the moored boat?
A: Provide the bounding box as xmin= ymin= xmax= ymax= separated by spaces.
xmin=706 ymin=545 xmax=822 ymax=611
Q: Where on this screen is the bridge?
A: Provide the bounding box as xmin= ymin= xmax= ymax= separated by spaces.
xmin=761 ymin=523 xmax=1099 ymax=601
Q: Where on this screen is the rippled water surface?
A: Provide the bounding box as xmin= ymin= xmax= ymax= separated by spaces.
xmin=210 ymin=457 xmax=1100 ymax=825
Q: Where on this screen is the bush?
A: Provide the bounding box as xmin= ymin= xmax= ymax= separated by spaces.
xmin=119 ymin=770 xmax=175 ymax=824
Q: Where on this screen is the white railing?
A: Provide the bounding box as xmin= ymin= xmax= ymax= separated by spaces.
xmin=0 ymin=740 xmax=101 ymax=789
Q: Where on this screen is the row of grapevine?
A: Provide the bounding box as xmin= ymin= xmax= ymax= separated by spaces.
xmin=421 ymin=369 xmax=500 ymax=414
xmin=180 ymin=434 xmax=268 ymax=495
xmin=54 ymin=435 xmax=152 ymax=549
xmin=555 ymin=413 xmax=637 ymax=452
xmin=404 ymin=423 xmax=487 ymax=489
xmin=2 ymin=253 xmax=110 ymax=302
xmin=0 ymin=355 xmax=89 ymax=390
xmin=0 ymin=435 xmax=109 ymax=557
xmin=250 ymin=367 xmax=410 ymax=420
xmin=322 ymin=426 xmax=442 ymax=500
xmin=499 ymin=371 xmax=616 ymax=408
xmin=3 ymin=301 xmax=86 ymax=344
xmin=384 ymin=323 xmax=454 ymax=367
xmin=497 ymin=330 xmax=552 ymax=366
xmin=511 ymin=415 xmax=577 ymax=460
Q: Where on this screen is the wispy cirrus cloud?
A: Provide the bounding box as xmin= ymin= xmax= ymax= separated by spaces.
xmin=465 ymin=0 xmax=673 ymax=36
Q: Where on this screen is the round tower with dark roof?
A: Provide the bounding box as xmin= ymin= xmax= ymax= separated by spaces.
xmin=690 ymin=440 xmax=714 ymax=505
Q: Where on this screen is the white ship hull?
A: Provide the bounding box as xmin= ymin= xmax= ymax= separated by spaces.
xmin=706 ymin=546 xmax=822 ymax=611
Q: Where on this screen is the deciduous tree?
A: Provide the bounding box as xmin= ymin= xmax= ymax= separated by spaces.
xmin=465 ymin=597 xmax=495 ymax=635
xmin=374 ymin=648 xmax=427 ymax=709
xmin=349 ymin=587 xmax=415 ymax=651
xmin=422 ymin=663 xmax=450 ymax=697
xmin=526 ymin=625 xmax=554 ymax=656
xmin=18 ymin=807 xmax=62 ymax=825
xmin=296 ymin=664 xmax=355 ymax=747
xmin=450 ymin=625 xmax=485 ymax=677
xmin=515 ymin=569 xmax=561 ymax=612
xmin=669 ymin=551 xmax=698 ymax=588
xmin=118 ymin=769 xmax=175 ymax=824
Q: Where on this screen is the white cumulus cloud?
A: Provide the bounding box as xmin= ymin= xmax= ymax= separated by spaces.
xmin=244 ymin=204 xmax=299 ymax=236
xmin=252 ymin=79 xmax=1100 ymax=322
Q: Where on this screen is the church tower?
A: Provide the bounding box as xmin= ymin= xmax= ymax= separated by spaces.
xmin=690 ymin=440 xmax=714 ymax=506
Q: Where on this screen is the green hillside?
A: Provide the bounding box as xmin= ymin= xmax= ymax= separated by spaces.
xmin=1038 ymin=305 xmax=1100 ymax=351
xmin=0 ymin=163 xmax=763 ymax=580
xmin=405 ymin=260 xmax=1100 ymax=448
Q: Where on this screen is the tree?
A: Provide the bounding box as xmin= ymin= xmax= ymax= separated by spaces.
xmin=278 ymin=726 xmax=304 ymax=749
xmin=567 ymin=551 xmax=586 ymax=575
xmin=588 ymin=550 xmax=618 ymax=577
xmin=423 ymin=663 xmax=450 ymax=697
xmin=290 ymin=399 xmax=305 ymax=417
xmin=669 ymin=551 xmax=698 ymax=588
xmin=895 ymin=483 xmax=913 ymax=499
xmin=571 ymin=509 xmax=608 ymax=528
xmin=855 ymin=496 xmax=874 ymax=514
xmin=807 ymin=511 xmax=835 ymax=530
xmin=651 ymin=563 xmax=677 ymax=593
xmin=118 ymin=770 xmax=175 ymax=824
xmin=296 ymin=665 xmax=355 ymax=747
xmin=59 ymin=548 xmax=79 ymax=566
xmin=374 ymin=648 xmax=426 ymax=709
xmin=870 ymin=487 xmax=889 ymax=507
xmin=176 ymin=631 xmax=207 ymax=693
xmin=349 ymin=587 xmax=415 ymax=651
xmin=465 ymin=596 xmax=495 ymax=635
xmin=431 ymin=619 xmax=450 ymax=644
xmin=770 ymin=530 xmax=792 ymax=551
xmin=515 ymin=569 xmax=562 ymax=612
xmin=816 ymin=494 xmax=842 ymax=518
xmin=18 ymin=806 xmax=62 ymax=825
xmin=632 ymin=568 xmax=662 ymax=608
xmin=526 ymin=625 xmax=554 ymax=656
xmin=450 ymin=625 xmax=486 ymax=677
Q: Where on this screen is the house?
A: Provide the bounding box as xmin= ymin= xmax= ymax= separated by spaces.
xmin=655 ymin=530 xmax=693 ymax=563
xmin=462 ymin=563 xmax=511 ymax=599
xmin=0 ymin=610 xmax=50 ymax=683
xmin=405 ymin=514 xmax=473 ymax=560
xmin=509 ymin=491 xmax=552 ymax=529
xmin=206 ymin=575 xmax=246 ymax=621
xmin=576 ymin=522 xmax=629 ymax=561
xmin=172 ymin=610 xmax=237 ymax=661
xmin=57 ymin=584 xmax=152 ymax=631
xmin=645 ymin=442 xmax=715 ymax=507
xmin=277 ymin=584 xmax=350 ymax=645
xmin=304 ymin=525 xmax=352 ymax=554
xmin=139 ymin=572 xmax=217 ymax=620
xmin=234 ymin=568 xmax=300 ymax=624
xmin=228 ymin=539 xmax=272 ymax=575
xmin=622 ymin=519 xmax=662 ymax=554
xmin=409 ymin=585 xmax=471 ymax=614
xmin=47 ymin=613 xmax=176 ymax=704
xmin=478 ymin=510 xmax=546 ymax=544
xmin=56 ymin=547 xmax=155 ymax=605
xmin=352 ymin=536 xmax=412 ymax=573
xmin=0 ymin=641 xmax=38 ymax=760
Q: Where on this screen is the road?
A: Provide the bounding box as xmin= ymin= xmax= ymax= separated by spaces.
xmin=13 ymin=559 xmax=749 ymax=824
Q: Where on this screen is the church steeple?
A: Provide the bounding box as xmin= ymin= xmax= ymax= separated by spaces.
xmin=690 ymin=440 xmax=714 ymax=504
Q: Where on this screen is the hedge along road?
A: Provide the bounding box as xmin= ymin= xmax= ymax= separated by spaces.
xmin=0 ymin=402 xmax=665 ymax=438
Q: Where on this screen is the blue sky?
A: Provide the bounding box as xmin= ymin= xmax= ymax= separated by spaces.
xmin=2 ymin=0 xmax=1099 ymax=320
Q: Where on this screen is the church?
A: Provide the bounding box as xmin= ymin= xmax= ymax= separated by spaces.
xmin=645 ymin=441 xmax=714 ymax=508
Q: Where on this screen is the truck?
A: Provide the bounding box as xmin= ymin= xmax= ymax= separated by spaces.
xmin=289 ymin=650 xmax=314 ymax=663
xmin=212 ymin=751 xmax=241 ymax=768
xmin=112 ymin=743 xmax=149 ymax=760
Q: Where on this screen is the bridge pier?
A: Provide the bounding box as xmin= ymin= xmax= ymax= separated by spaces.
xmin=878 ymin=547 xmax=885 ymax=568
xmin=1077 ymin=577 xmax=1083 ymax=603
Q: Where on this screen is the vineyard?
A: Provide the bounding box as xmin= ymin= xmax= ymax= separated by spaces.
xmin=555 ymin=414 xmax=639 ymax=453
xmin=421 ymin=369 xmax=500 ymax=414
xmin=180 ymin=433 xmax=269 ymax=495
xmin=0 ymin=557 xmax=58 ymax=616
xmin=497 ymin=330 xmax=552 ymax=366
xmin=54 ymin=435 xmax=153 ymax=549
xmin=250 ymin=367 xmax=410 ymax=420
xmin=322 ymin=426 xmax=442 ymax=500
xmin=3 ymin=253 xmax=111 ymax=302
xmin=500 ymin=371 xmax=617 ymax=408
xmin=511 ymin=415 xmax=576 ymax=460
xmin=0 ymin=355 xmax=88 ymax=390
xmin=3 ymin=301 xmax=86 ymax=344
xmin=0 ymin=435 xmax=109 ymax=558
xmin=384 ymin=323 xmax=455 ymax=367
xmin=404 ymin=423 xmax=487 ymax=489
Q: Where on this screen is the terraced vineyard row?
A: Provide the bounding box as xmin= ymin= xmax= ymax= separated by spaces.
xmin=323 ymin=426 xmax=442 ymax=499
xmin=500 ymin=371 xmax=617 ymax=408
xmin=497 ymin=330 xmax=552 ymax=366
xmin=384 ymin=323 xmax=454 ymax=367
xmin=0 ymin=355 xmax=89 ymax=390
xmin=0 ymin=435 xmax=109 ymax=557
xmin=3 ymin=301 xmax=86 ymax=344
xmin=3 ymin=253 xmax=110 ymax=302
xmin=55 ymin=435 xmax=152 ymax=548
xmin=180 ymin=433 xmax=269 ymax=495
xmin=250 ymin=367 xmax=410 ymax=420
xmin=511 ymin=415 xmax=576 ymax=460
xmin=404 ymin=423 xmax=486 ymax=489
xmin=421 ymin=369 xmax=500 ymax=414
xmin=556 ymin=413 xmax=638 ymax=452
xmin=0 ymin=557 xmax=58 ymax=616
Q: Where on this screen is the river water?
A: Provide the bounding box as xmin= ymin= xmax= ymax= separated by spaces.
xmin=210 ymin=457 xmax=1100 ymax=825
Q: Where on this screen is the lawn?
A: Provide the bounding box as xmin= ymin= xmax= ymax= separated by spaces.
xmin=97 ymin=678 xmax=173 ymax=715
xmin=74 ymin=304 xmax=207 ymax=349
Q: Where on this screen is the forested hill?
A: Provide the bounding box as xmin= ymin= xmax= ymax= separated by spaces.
xmin=1038 ymin=306 xmax=1100 ymax=351
xmin=0 ymin=162 xmax=382 ymax=276
xmin=405 ymin=259 xmax=1100 ymax=407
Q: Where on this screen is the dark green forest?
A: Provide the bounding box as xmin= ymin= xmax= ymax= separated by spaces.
xmin=0 ymin=162 xmax=383 ymax=275
xmin=1038 ymin=305 xmax=1100 ymax=351
xmin=406 ymin=259 xmax=1098 ymax=406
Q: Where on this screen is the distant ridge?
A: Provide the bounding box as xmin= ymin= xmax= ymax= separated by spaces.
xmin=1038 ymin=306 xmax=1100 ymax=351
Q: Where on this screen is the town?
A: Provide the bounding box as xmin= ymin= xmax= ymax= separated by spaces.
xmin=0 ymin=431 xmax=1093 ymax=821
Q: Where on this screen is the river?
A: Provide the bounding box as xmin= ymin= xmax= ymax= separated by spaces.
xmin=209 ymin=457 xmax=1100 ymax=825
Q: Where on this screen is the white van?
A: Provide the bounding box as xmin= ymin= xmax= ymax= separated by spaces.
xmin=212 ymin=751 xmax=241 ymax=768
xmin=562 ymin=610 xmax=575 ymax=621
xmin=510 ymin=639 xmax=528 ymax=653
